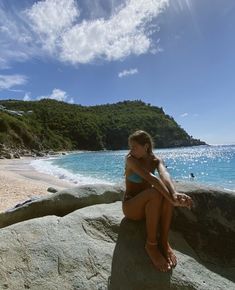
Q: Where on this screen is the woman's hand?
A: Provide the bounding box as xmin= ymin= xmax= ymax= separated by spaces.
xmin=171 ymin=192 xmax=193 ymax=209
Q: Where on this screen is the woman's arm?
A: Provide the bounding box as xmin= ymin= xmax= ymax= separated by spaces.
xmin=155 ymin=157 xmax=193 ymax=208
xmin=155 ymin=157 xmax=176 ymax=196
xmin=127 ymin=156 xmax=175 ymax=203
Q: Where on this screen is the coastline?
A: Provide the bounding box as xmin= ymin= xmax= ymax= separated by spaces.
xmin=0 ymin=156 xmax=76 ymax=213
xmin=1 ymin=146 xmax=234 ymax=213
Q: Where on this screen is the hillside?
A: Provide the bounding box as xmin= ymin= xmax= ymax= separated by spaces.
xmin=0 ymin=99 xmax=206 ymax=154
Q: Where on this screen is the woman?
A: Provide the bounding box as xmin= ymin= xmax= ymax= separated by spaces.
xmin=122 ymin=130 xmax=193 ymax=272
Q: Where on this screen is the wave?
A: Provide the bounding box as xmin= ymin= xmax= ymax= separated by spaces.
xmin=30 ymin=159 xmax=115 ymax=186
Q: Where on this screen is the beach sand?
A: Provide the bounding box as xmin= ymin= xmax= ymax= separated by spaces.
xmin=0 ymin=157 xmax=76 ymax=213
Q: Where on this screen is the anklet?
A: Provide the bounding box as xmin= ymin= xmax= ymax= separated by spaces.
xmin=146 ymin=240 xmax=158 ymax=245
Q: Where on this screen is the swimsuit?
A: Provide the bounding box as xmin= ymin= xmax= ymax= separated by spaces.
xmin=123 ymin=169 xmax=156 ymax=202
xmin=127 ymin=172 xmax=144 ymax=183
xmin=127 ymin=169 xmax=156 ymax=183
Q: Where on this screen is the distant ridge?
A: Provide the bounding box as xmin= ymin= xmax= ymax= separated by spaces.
xmin=0 ymin=99 xmax=206 ymax=152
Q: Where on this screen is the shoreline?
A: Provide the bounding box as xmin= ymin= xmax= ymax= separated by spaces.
xmin=0 ymin=156 xmax=77 ymax=213
xmin=1 ymin=148 xmax=234 ymax=213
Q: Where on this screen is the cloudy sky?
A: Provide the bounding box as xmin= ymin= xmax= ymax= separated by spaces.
xmin=0 ymin=0 xmax=234 ymax=144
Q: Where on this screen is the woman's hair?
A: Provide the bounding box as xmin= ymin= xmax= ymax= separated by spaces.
xmin=124 ymin=130 xmax=155 ymax=176
xmin=128 ymin=130 xmax=155 ymax=155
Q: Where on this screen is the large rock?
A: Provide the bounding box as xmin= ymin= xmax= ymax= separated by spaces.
xmin=0 ymin=184 xmax=124 ymax=228
xmin=0 ymin=201 xmax=234 ymax=290
xmin=0 ymin=182 xmax=234 ymax=268
xmin=172 ymin=181 xmax=235 ymax=266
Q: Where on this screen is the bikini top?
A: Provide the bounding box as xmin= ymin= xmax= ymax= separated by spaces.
xmin=127 ymin=169 xmax=156 ymax=183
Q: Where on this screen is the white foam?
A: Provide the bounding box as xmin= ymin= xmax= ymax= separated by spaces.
xmin=30 ymin=159 xmax=115 ymax=186
xmin=223 ymin=187 xmax=235 ymax=192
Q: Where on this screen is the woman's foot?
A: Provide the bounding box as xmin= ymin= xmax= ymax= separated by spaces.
xmin=145 ymin=240 xmax=171 ymax=272
xmin=159 ymin=241 xmax=177 ymax=268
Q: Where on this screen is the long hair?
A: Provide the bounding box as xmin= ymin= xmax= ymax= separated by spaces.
xmin=124 ymin=130 xmax=155 ymax=176
xmin=128 ymin=130 xmax=155 ymax=155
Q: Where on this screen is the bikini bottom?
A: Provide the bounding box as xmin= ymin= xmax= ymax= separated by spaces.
xmin=122 ymin=194 xmax=135 ymax=202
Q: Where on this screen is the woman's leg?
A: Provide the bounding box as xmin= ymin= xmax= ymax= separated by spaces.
xmin=122 ymin=188 xmax=171 ymax=272
xmin=159 ymin=198 xmax=177 ymax=267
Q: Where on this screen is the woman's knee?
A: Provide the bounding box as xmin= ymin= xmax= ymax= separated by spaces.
xmin=162 ymin=196 xmax=173 ymax=208
xmin=147 ymin=188 xmax=163 ymax=201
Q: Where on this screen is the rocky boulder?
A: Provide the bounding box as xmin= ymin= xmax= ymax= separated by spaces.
xmin=0 ymin=201 xmax=234 ymax=290
xmin=172 ymin=181 xmax=235 ymax=266
xmin=0 ymin=181 xmax=234 ymax=272
xmin=0 ymin=184 xmax=124 ymax=228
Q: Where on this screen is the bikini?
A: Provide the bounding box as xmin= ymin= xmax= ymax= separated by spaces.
xmin=123 ymin=169 xmax=156 ymax=201
xmin=127 ymin=172 xmax=145 ymax=183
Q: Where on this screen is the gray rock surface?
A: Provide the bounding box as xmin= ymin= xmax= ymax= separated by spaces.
xmin=0 ymin=184 xmax=123 ymax=228
xmin=0 ymin=201 xmax=234 ymax=290
xmin=0 ymin=181 xmax=234 ymax=281
xmin=172 ymin=181 xmax=235 ymax=266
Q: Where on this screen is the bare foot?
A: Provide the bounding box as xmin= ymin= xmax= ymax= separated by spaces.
xmin=145 ymin=241 xmax=171 ymax=272
xmin=159 ymin=242 xmax=177 ymax=268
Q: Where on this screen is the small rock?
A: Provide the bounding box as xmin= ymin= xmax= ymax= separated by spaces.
xmin=35 ymin=152 xmax=45 ymax=157
xmin=3 ymin=153 xmax=12 ymax=159
xmin=47 ymin=187 xmax=58 ymax=193
xmin=13 ymin=153 xmax=20 ymax=159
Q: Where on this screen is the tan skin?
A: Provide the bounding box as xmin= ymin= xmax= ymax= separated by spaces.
xmin=122 ymin=140 xmax=193 ymax=272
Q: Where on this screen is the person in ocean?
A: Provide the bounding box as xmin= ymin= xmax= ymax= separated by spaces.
xmin=122 ymin=130 xmax=193 ymax=272
xmin=190 ymin=172 xmax=195 ymax=179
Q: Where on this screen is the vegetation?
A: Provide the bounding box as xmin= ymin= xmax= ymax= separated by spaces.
xmin=0 ymin=99 xmax=206 ymax=151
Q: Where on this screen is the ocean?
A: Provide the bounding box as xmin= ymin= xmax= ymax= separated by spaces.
xmin=31 ymin=144 xmax=235 ymax=191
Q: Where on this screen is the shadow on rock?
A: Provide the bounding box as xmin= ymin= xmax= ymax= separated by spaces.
xmin=109 ymin=218 xmax=172 ymax=290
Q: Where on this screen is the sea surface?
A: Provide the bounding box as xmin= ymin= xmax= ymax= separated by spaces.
xmin=31 ymin=145 xmax=235 ymax=191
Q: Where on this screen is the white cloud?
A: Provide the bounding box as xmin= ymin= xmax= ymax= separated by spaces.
xmin=9 ymin=89 xmax=25 ymax=93
xmin=0 ymin=3 xmax=40 ymax=69
xmin=180 ymin=112 xmax=188 ymax=117
xmin=0 ymin=74 xmax=27 ymax=90
xmin=23 ymin=92 xmax=31 ymax=101
xmin=25 ymin=0 xmax=79 ymax=53
xmin=0 ymin=0 xmax=169 ymax=66
xmin=68 ymin=97 xmax=75 ymax=104
xmin=59 ymin=0 xmax=169 ymax=63
xmin=38 ymin=88 xmax=74 ymax=103
xmin=180 ymin=112 xmax=199 ymax=118
xmin=118 ymin=68 xmax=138 ymax=78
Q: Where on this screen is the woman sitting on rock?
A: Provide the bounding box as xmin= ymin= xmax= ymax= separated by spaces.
xmin=122 ymin=130 xmax=193 ymax=272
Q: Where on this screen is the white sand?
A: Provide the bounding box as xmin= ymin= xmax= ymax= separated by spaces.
xmin=0 ymin=157 xmax=76 ymax=213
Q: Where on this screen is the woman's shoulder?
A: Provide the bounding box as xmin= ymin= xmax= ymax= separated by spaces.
xmin=151 ymin=154 xmax=163 ymax=167
xmin=125 ymin=152 xmax=133 ymax=162
xmin=125 ymin=152 xmax=134 ymax=169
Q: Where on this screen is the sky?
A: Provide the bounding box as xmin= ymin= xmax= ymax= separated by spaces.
xmin=0 ymin=0 xmax=235 ymax=145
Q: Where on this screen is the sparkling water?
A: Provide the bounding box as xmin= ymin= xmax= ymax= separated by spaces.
xmin=31 ymin=145 xmax=235 ymax=191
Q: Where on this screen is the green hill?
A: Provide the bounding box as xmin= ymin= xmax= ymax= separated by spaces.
xmin=0 ymin=99 xmax=206 ymax=152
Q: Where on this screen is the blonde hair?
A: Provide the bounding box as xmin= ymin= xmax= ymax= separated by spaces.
xmin=128 ymin=130 xmax=155 ymax=155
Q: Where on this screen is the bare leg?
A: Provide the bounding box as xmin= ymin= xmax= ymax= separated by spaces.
xmin=122 ymin=188 xmax=171 ymax=272
xmin=144 ymin=195 xmax=171 ymax=272
xmin=159 ymin=198 xmax=177 ymax=267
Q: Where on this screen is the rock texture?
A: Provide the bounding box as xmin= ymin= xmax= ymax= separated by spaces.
xmin=1 ymin=182 xmax=234 ymax=266
xmin=0 ymin=142 xmax=64 ymax=159
xmin=0 ymin=201 xmax=234 ymax=290
xmin=0 ymin=184 xmax=123 ymax=228
xmin=0 ymin=182 xmax=234 ymax=289
xmin=172 ymin=181 xmax=235 ymax=266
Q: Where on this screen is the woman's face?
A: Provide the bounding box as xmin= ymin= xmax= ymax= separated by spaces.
xmin=128 ymin=140 xmax=147 ymax=159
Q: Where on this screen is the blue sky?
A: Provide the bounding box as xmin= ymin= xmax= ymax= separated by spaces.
xmin=0 ymin=0 xmax=234 ymax=145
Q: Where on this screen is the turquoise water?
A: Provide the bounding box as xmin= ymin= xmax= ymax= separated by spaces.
xmin=31 ymin=145 xmax=235 ymax=191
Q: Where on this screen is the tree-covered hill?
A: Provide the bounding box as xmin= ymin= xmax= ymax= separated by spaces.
xmin=0 ymin=99 xmax=206 ymax=152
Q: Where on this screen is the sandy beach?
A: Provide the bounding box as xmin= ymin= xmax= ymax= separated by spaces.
xmin=0 ymin=156 xmax=76 ymax=213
